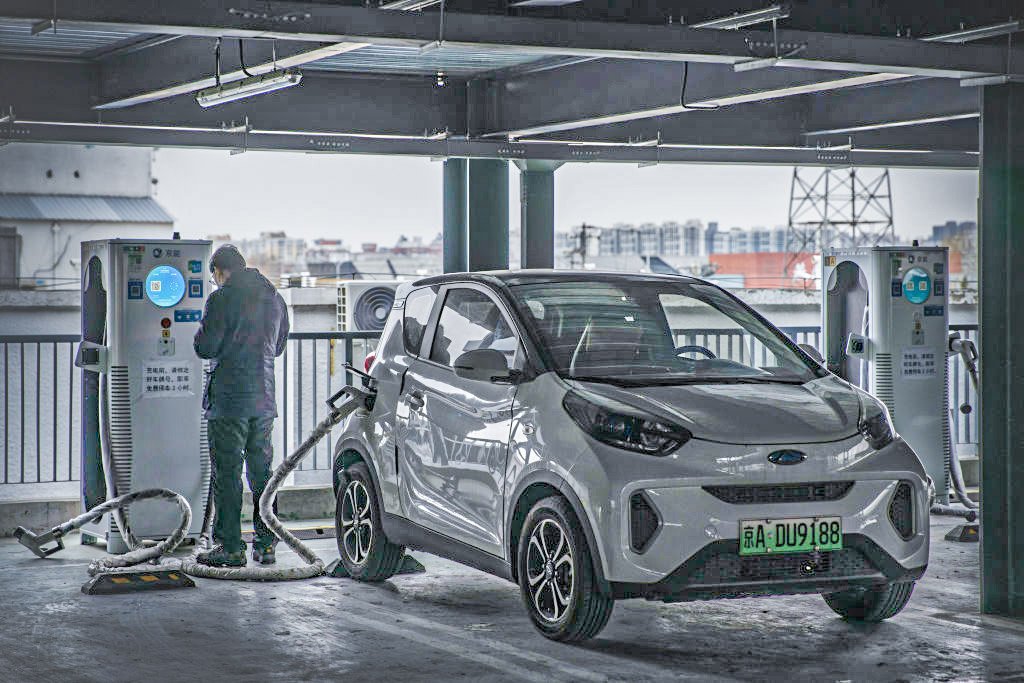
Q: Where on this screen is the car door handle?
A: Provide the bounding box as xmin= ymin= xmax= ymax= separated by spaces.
xmin=407 ymin=391 xmax=424 ymax=411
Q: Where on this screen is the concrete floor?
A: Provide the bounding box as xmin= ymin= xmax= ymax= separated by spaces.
xmin=1 ymin=517 xmax=1022 ymax=683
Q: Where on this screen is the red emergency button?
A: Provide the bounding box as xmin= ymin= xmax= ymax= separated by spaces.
xmin=161 ymin=318 xmax=172 ymax=329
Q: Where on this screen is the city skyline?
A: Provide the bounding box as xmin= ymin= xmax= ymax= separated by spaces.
xmin=152 ymin=148 xmax=979 ymax=248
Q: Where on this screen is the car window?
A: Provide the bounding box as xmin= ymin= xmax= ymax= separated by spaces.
xmin=403 ymin=286 xmax=439 ymax=356
xmin=429 ymin=288 xmax=518 ymax=370
xmin=510 ymin=279 xmax=823 ymax=385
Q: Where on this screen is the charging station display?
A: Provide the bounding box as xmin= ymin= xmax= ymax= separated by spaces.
xmin=145 ymin=265 xmax=186 ymax=308
xmin=902 ymin=267 xmax=931 ymax=305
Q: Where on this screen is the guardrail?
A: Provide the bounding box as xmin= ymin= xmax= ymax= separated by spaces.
xmin=0 ymin=324 xmax=979 ymax=488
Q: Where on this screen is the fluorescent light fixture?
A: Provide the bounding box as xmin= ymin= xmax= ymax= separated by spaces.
xmin=30 ymin=19 xmax=54 ymax=35
xmin=379 ymin=0 xmax=443 ymax=10
xmin=959 ymin=74 xmax=1024 ymax=87
xmin=733 ymin=56 xmax=779 ymax=72
xmin=692 ymin=5 xmax=790 ymax=30
xmin=510 ymin=0 xmax=583 ymax=6
xmin=195 ymin=70 xmax=302 ymax=108
xmin=923 ymin=20 xmax=1020 ymax=43
xmin=95 ymin=42 xmax=367 ymax=110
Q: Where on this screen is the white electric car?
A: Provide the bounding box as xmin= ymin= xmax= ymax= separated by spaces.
xmin=332 ymin=271 xmax=930 ymax=642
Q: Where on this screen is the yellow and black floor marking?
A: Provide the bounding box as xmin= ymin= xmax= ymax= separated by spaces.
xmin=945 ymin=523 xmax=980 ymax=543
xmin=81 ymin=569 xmax=196 ymax=595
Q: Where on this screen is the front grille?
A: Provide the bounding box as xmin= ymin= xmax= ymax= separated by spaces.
xmin=888 ymin=481 xmax=915 ymax=540
xmin=703 ymin=481 xmax=853 ymax=505
xmin=689 ymin=547 xmax=876 ymax=585
xmin=629 ymin=492 xmax=660 ymax=553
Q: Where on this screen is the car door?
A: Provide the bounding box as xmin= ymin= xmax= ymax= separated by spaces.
xmin=399 ymin=285 xmax=521 ymax=557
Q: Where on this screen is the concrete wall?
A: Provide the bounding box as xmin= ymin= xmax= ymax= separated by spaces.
xmin=0 ymin=144 xmax=153 ymax=197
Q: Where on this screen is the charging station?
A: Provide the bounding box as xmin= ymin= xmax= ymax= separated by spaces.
xmin=822 ymin=246 xmax=951 ymax=503
xmin=76 ymin=238 xmax=213 ymax=553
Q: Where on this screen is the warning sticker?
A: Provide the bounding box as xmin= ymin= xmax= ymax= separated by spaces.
xmin=900 ymin=348 xmax=938 ymax=379
xmin=142 ymin=362 xmax=193 ymax=396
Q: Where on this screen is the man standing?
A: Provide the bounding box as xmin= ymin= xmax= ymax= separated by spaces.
xmin=194 ymin=245 xmax=289 ymax=567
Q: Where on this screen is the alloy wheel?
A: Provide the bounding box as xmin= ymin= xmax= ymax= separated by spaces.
xmin=340 ymin=480 xmax=373 ymax=564
xmin=526 ymin=518 xmax=575 ymax=622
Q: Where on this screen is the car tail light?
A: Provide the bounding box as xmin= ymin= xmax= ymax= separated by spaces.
xmin=364 ymin=351 xmax=376 ymax=373
xmin=888 ymin=481 xmax=914 ymax=540
xmin=629 ymin=491 xmax=661 ymax=553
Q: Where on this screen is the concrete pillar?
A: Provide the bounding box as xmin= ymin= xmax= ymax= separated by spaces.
xmin=442 ymin=158 xmax=468 ymax=273
xmin=978 ymin=82 xmax=1024 ymax=618
xmin=467 ymin=159 xmax=509 ymax=271
xmin=516 ymin=160 xmax=563 ymax=269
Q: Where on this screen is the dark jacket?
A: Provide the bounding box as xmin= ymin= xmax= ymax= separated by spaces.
xmin=194 ymin=268 xmax=289 ymax=419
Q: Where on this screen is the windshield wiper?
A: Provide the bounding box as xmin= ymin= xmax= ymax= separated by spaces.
xmin=564 ymin=375 xmax=638 ymax=387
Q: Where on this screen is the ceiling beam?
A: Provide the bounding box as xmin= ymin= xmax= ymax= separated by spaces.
xmin=0 ymin=0 xmax=1018 ymax=78
xmin=476 ymin=59 xmax=914 ymax=138
xmin=2 ymin=120 xmax=977 ymax=169
xmin=803 ymin=77 xmax=979 ymax=136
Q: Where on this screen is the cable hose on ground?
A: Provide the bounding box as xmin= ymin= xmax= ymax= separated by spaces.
xmin=22 ymin=384 xmax=369 ymax=582
xmin=180 ymin=407 xmax=348 ymax=581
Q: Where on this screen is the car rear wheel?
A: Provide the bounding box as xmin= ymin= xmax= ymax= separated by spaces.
xmin=335 ymin=461 xmax=405 ymax=581
xmin=823 ymin=581 xmax=915 ymax=621
xmin=517 ymin=496 xmax=614 ymax=642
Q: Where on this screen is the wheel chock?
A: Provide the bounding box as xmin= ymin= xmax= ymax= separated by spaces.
xmin=945 ymin=523 xmax=980 ymax=543
xmin=81 ymin=569 xmax=197 ymax=595
xmin=398 ymin=555 xmax=426 ymax=574
xmin=325 ymin=554 xmax=426 ymax=579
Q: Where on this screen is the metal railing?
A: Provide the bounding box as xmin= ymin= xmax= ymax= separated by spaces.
xmin=0 ymin=324 xmax=979 ymax=487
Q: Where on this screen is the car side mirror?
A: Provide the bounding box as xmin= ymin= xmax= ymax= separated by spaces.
xmin=798 ymin=343 xmax=825 ymax=365
xmin=453 ymin=348 xmax=516 ymax=383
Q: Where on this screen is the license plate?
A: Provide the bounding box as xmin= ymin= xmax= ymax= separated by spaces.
xmin=739 ymin=517 xmax=842 ymax=556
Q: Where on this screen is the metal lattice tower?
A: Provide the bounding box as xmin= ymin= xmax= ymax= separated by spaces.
xmin=784 ymin=167 xmax=895 ymax=274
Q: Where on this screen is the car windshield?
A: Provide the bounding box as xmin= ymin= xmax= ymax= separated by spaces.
xmin=509 ymin=279 xmax=825 ymax=386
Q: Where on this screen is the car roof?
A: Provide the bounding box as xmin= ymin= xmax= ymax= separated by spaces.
xmin=411 ymin=269 xmax=702 ymax=289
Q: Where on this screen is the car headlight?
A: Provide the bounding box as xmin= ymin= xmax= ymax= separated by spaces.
xmin=562 ymin=391 xmax=691 ymax=456
xmin=857 ymin=392 xmax=895 ymax=450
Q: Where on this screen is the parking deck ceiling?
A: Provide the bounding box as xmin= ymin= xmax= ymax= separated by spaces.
xmin=0 ymin=0 xmax=1021 ymax=166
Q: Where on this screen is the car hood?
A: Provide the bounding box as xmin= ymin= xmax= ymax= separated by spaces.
xmin=569 ymin=375 xmax=862 ymax=445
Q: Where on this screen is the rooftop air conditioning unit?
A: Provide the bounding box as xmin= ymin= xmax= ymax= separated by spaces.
xmin=337 ymin=280 xmax=400 ymax=332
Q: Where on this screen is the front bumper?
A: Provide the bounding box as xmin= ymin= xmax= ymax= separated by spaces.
xmin=610 ymin=534 xmax=926 ymax=602
xmin=565 ymin=435 xmax=931 ymax=591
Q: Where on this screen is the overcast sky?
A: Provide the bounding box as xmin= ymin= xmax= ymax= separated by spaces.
xmin=152 ymin=147 xmax=978 ymax=249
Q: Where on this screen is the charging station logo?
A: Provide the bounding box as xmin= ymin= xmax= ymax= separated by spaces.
xmin=153 ymin=248 xmax=163 ymax=258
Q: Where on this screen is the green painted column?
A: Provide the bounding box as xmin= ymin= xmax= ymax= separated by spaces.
xmin=516 ymin=160 xmax=563 ymax=269
xmin=467 ymin=159 xmax=509 ymax=271
xmin=443 ymin=158 xmax=468 ymax=273
xmin=979 ymin=81 xmax=1024 ymax=618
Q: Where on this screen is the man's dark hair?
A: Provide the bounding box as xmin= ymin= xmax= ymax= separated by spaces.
xmin=210 ymin=245 xmax=246 ymax=273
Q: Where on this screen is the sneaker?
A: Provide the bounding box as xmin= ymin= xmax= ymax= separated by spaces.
xmin=252 ymin=542 xmax=277 ymax=565
xmin=196 ymin=544 xmax=247 ymax=568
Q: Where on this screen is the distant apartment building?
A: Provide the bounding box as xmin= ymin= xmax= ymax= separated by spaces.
xmin=591 ymin=220 xmax=706 ymax=258
xmin=236 ymin=231 xmax=307 ymax=277
xmin=929 ymin=220 xmax=977 ymax=246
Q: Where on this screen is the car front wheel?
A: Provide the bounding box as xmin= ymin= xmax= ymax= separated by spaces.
xmin=335 ymin=461 xmax=405 ymax=581
xmin=823 ymin=581 xmax=915 ymax=621
xmin=517 ymin=496 xmax=614 ymax=642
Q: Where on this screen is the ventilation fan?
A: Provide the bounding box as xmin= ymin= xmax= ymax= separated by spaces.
xmin=337 ymin=281 xmax=400 ymax=332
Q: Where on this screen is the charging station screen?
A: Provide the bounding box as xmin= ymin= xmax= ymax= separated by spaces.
xmin=144 ymin=265 xmax=186 ymax=308
xmin=902 ymin=267 xmax=931 ymax=305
